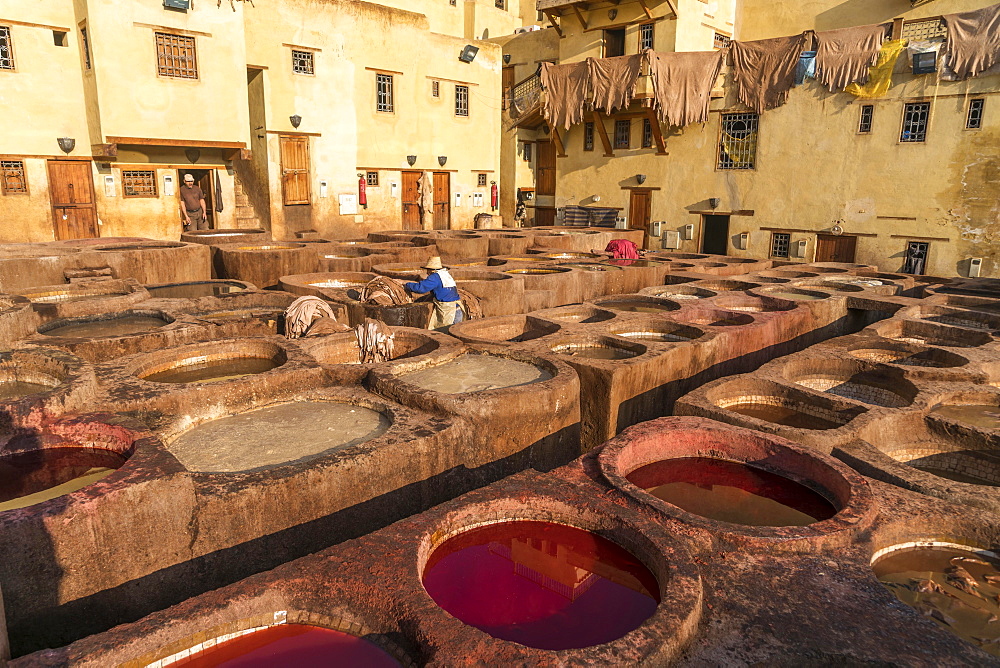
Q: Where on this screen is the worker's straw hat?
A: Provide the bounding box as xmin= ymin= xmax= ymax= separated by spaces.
xmin=424 ymin=256 xmax=444 ymax=270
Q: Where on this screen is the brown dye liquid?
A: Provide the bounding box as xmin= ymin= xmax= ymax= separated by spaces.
xmin=874 ymin=546 xmax=1000 ymax=657
xmin=42 ymin=316 xmax=168 ymax=338
xmin=725 ymin=403 xmax=843 ymax=429
xmin=401 ymin=354 xmax=552 ymax=393
xmin=556 ymin=346 xmax=637 ymax=360
xmin=0 ymin=380 xmax=55 ymax=400
xmin=931 ymin=405 xmax=1000 ymax=430
xmin=168 ymin=401 xmax=390 ymax=472
xmin=0 ymin=448 xmax=125 ymax=512
xmin=142 ymin=357 xmax=279 ymax=384
xmin=147 ymin=283 xmax=244 ymax=298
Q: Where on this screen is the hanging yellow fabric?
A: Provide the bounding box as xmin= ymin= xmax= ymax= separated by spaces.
xmin=721 ymin=130 xmax=758 ymax=168
xmin=844 ymin=39 xmax=908 ymax=98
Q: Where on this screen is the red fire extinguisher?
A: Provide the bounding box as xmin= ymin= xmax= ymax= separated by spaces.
xmin=490 ymin=181 xmax=498 ymax=212
xmin=358 ymin=173 xmax=368 ymax=209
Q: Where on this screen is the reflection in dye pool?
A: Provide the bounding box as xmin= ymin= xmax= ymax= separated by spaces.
xmin=0 ymin=380 xmax=55 ymax=400
xmin=168 ymin=401 xmax=390 ymax=472
xmin=42 ymin=316 xmax=168 ymax=338
xmin=930 ymin=405 xmax=1000 ymax=430
xmin=554 ymin=345 xmax=638 ymax=360
xmin=422 ymin=521 xmax=660 ymax=650
xmin=724 ymin=402 xmax=843 ymax=429
xmin=874 ymin=546 xmax=1000 ymax=657
xmin=147 ymin=283 xmax=245 ymax=298
xmin=401 ymin=354 xmax=552 ymax=393
xmin=182 ymin=624 xmax=401 ymax=667
xmin=142 ymin=357 xmax=280 ymax=384
xmin=627 ymin=458 xmax=836 ymax=526
xmin=0 ymin=448 xmax=126 ymax=512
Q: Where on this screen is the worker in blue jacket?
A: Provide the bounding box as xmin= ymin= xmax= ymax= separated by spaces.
xmin=405 ymin=256 xmax=464 ymax=330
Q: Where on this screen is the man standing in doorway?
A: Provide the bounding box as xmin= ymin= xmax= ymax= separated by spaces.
xmin=180 ymin=173 xmax=208 ymax=231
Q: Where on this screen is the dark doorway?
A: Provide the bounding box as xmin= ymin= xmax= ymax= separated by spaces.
xmin=604 ymin=28 xmax=626 ymax=57
xmin=815 ymin=234 xmax=857 ymax=263
xmin=536 ymin=141 xmax=556 ymax=197
xmin=179 ymin=169 xmax=216 ymax=229
xmin=701 ymin=214 xmax=730 ymax=255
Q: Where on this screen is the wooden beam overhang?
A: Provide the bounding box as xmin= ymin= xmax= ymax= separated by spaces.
xmin=592 ymin=111 xmax=615 ymax=157
xmin=643 ymin=107 xmax=668 ymax=155
xmin=551 ymin=127 xmax=568 ymax=157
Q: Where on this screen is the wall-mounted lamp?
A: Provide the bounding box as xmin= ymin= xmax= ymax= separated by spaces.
xmin=709 ymin=197 xmax=721 ymax=209
xmin=185 ymin=148 xmax=201 ymax=163
xmin=57 ymin=137 xmax=76 ymax=154
xmin=290 ymin=114 xmax=302 ymax=129
xmin=438 ymin=156 xmax=448 ymax=167
xmin=591 ymin=194 xmax=601 ymax=203
xmin=503 ymin=54 xmax=511 ymax=65
xmin=831 ymin=220 xmax=844 ymax=236
xmin=459 ymin=45 xmax=479 ymax=63
xmin=608 ymin=9 xmax=618 ymax=20
xmin=407 ymin=155 xmax=417 ymax=166
xmin=635 ymin=174 xmax=647 ymax=185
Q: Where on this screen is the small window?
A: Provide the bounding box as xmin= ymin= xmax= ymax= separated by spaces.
xmin=376 ymin=73 xmax=394 ymax=113
xmin=1 ymin=160 xmax=27 ymax=194
xmin=431 ymin=80 xmax=440 ymax=97
xmin=53 ymin=31 xmax=68 ymax=47
xmin=477 ymin=173 xmax=488 ymax=187
xmin=639 ymin=23 xmax=654 ymax=51
xmin=584 ymin=122 xmax=595 ymax=151
xmin=122 ymin=170 xmax=158 ymax=198
xmin=718 ymin=112 xmax=758 ymax=170
xmin=80 ymin=26 xmax=91 ymax=70
xmin=292 ymin=49 xmax=314 ymax=75
xmin=900 ymin=102 xmax=930 ymax=142
xmin=155 ymin=32 xmax=197 ymax=79
xmin=604 ymin=28 xmax=626 ymax=58
xmin=902 ymin=241 xmax=929 ymax=275
xmin=495 ymin=0 xmax=506 ymax=8
xmin=455 ymin=84 xmax=469 ymax=117
xmin=770 ymin=232 xmax=791 ymax=258
xmin=967 ymin=98 xmax=985 ymax=129
xmin=614 ymin=119 xmax=631 ymax=149
xmin=713 ymin=32 xmax=731 ymax=50
xmin=642 ymin=118 xmax=653 ymax=148
xmin=366 ymin=171 xmax=379 ymax=187
xmin=858 ymin=105 xmax=874 ymax=134
xmin=523 ymin=141 xmax=532 ymax=162
xmin=0 ymin=26 xmax=14 ymax=70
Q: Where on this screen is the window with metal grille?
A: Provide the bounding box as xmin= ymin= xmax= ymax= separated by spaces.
xmin=155 ymin=32 xmax=197 ymax=79
xmin=431 ymin=80 xmax=440 ymax=97
xmin=713 ymin=32 xmax=731 ymax=50
xmin=292 ymin=50 xmax=314 ymax=75
xmin=455 ymin=85 xmax=469 ymax=116
xmin=376 ymin=73 xmax=394 ymax=113
xmin=902 ymin=241 xmax=929 ymax=275
xmin=770 ymin=233 xmax=791 ymax=258
xmin=583 ymin=122 xmax=595 ymax=151
xmin=80 ymin=26 xmax=91 ymax=70
xmin=0 ymin=26 xmax=14 ymax=70
xmin=900 ymin=102 xmax=930 ymax=142
xmin=1 ymin=160 xmax=27 ymax=194
xmin=901 ymin=19 xmax=946 ymax=43
xmin=122 ymin=170 xmax=158 ymax=198
xmin=523 ymin=141 xmax=532 ymax=162
xmin=718 ymin=112 xmax=758 ymax=170
xmin=858 ymin=105 xmax=874 ymax=133
xmin=614 ymin=119 xmax=631 ymax=149
xmin=639 ymin=23 xmax=654 ymax=51
xmin=967 ymin=98 xmax=985 ymax=129
xmin=642 ymin=118 xmax=653 ymax=148
xmin=366 ymin=171 xmax=379 ymax=187
xmin=478 ymin=173 xmax=488 ymax=187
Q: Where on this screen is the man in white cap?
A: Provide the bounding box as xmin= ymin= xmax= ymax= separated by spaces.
xmin=404 ymin=256 xmax=463 ymax=330
xmin=180 ymin=173 xmax=208 ymax=231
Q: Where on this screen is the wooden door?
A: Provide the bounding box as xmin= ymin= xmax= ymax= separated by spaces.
xmin=47 ymin=160 xmax=98 ymax=240
xmin=278 ymin=135 xmax=310 ymax=205
xmin=534 ymin=207 xmax=556 ymax=226
xmin=502 ymin=66 xmax=515 ymax=109
xmin=401 ymin=171 xmax=421 ymax=230
xmin=815 ymin=234 xmax=857 ymax=263
xmin=701 ymin=214 xmax=730 ymax=255
xmin=433 ymin=172 xmax=450 ymax=230
xmin=629 ymin=189 xmax=651 ymax=230
xmin=536 ymin=141 xmax=556 ymax=196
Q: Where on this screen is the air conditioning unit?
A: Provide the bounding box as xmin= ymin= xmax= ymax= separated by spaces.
xmin=662 ymin=230 xmax=681 ymax=249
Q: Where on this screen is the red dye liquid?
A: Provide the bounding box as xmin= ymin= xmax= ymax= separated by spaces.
xmin=176 ymin=625 xmax=400 ymax=667
xmin=627 ymin=457 xmax=837 ymax=527
xmin=422 ymin=521 xmax=660 ymax=650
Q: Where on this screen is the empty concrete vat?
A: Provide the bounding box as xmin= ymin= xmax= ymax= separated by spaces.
xmin=433 ymin=234 xmax=489 ymax=262
xmin=781 ymin=358 xmax=918 ymax=408
xmin=449 ymin=269 xmax=524 ymax=317
xmin=848 ymin=339 xmax=970 ymax=369
xmin=873 ymin=319 xmax=993 ymax=348
xmin=640 ymin=285 xmax=718 ymax=301
xmin=215 ymin=242 xmax=317 ymax=289
xmin=594 ymin=295 xmax=680 ymax=315
xmin=450 ymin=314 xmax=561 ymax=346
xmin=502 ymin=266 xmax=579 ymax=307
xmin=535 ymin=304 xmax=617 ymax=324
xmin=181 ymin=228 xmax=271 ymax=245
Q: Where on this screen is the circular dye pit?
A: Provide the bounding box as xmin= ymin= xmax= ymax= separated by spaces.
xmin=168 ymin=401 xmax=390 ymax=472
xmin=613 ymin=326 xmax=702 ymax=343
xmin=626 ymin=458 xmax=836 ymax=526
xmin=720 ymin=399 xmax=848 ymax=429
xmin=181 ymin=624 xmax=401 ymax=667
xmin=930 ymin=404 xmax=1000 ymax=430
xmin=849 ymin=345 xmax=967 ymax=368
xmin=41 ymin=313 xmax=170 ymax=338
xmin=400 ymin=354 xmax=552 ymax=393
xmin=596 ymin=298 xmax=677 ymax=313
xmin=140 ymin=356 xmax=281 ymax=384
xmin=552 ymin=343 xmax=641 ymax=360
xmin=760 ymin=289 xmax=828 ymax=301
xmin=892 ymin=442 xmax=1000 ymax=486
xmin=423 ymin=521 xmax=660 ymax=650
xmin=504 ymin=268 xmax=564 ymax=275
xmin=559 ymin=263 xmax=621 ymax=272
xmin=147 ymin=282 xmax=247 ymax=299
xmin=23 ymin=289 xmax=128 ymax=304
xmin=0 ymin=448 xmax=126 ymax=512
xmin=874 ymin=545 xmax=1000 ymax=657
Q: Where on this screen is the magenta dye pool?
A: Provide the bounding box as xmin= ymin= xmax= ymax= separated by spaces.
xmin=627 ymin=457 xmax=837 ymax=526
xmin=422 ymin=520 xmax=660 ymax=650
xmin=178 ymin=624 xmax=400 ymax=667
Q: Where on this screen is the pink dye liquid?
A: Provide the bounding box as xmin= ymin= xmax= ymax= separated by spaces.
xmin=176 ymin=625 xmax=400 ymax=667
xmin=422 ymin=521 xmax=660 ymax=650
xmin=627 ymin=457 xmax=837 ymax=526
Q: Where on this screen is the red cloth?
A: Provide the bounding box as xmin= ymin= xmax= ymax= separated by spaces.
xmin=605 ymin=239 xmax=640 ymax=260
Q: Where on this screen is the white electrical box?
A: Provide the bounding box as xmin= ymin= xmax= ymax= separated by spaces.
xmin=738 ymin=232 xmax=749 ymax=250
xmin=162 ymin=174 xmax=174 ymax=197
xmin=650 ymin=221 xmax=662 ymax=237
xmin=615 ymin=216 xmax=627 ymax=229
xmin=662 ymin=230 xmax=681 ymax=249
xmin=454 ymin=193 xmax=462 ymax=207
xmin=319 ymin=180 xmax=328 ymax=198
xmin=970 ymin=257 xmax=983 ymax=277
xmin=794 ymin=239 xmax=808 ymax=258
xmin=104 ymin=174 xmax=116 ymax=197
xmin=390 ymin=182 xmax=399 ymax=198
xmin=683 ymin=223 xmax=695 ymax=240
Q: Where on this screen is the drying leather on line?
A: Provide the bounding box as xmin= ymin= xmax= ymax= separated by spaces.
xmin=355 ymin=318 xmax=395 ymax=364
xmin=813 ymin=23 xmax=889 ymax=92
xmin=360 ymin=276 xmax=411 ymax=306
xmin=730 ymin=34 xmax=806 ymax=112
xmin=844 ymin=40 xmax=907 ymax=99
xmin=648 ymin=49 xmax=726 ymax=127
xmin=588 ymin=53 xmax=644 ymax=114
xmin=540 ymin=60 xmax=590 ymax=131
xmin=284 ymin=296 xmax=342 ymax=339
xmin=417 ymin=171 xmax=434 ymax=229
xmin=941 ymin=3 xmax=1000 ymax=81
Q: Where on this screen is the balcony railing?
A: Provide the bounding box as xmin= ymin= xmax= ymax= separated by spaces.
xmin=506 ymin=70 xmax=543 ymax=127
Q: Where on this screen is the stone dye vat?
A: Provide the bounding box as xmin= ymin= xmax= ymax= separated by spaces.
xmin=782 ymin=359 xmax=918 ymax=408
xmin=551 ymin=336 xmax=644 ymax=360
xmin=449 ymin=314 xmax=561 ymax=345
xmin=132 ymin=339 xmax=288 ymax=385
xmin=697 ymin=379 xmax=868 ymax=431
xmin=0 ymin=447 xmax=126 ymax=512
xmin=422 ymin=520 xmax=660 ymax=650
xmin=594 ymin=296 xmax=679 ymax=313
xmin=145 ymin=280 xmax=250 ymax=299
xmin=399 ymin=353 xmax=553 ymax=393
xmin=38 ymin=310 xmax=172 ymax=339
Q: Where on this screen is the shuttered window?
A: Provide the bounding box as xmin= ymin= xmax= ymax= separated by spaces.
xmin=279 ymin=135 xmax=311 ymax=205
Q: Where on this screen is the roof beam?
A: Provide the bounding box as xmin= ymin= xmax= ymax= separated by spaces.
xmin=643 ymin=107 xmax=668 ymax=155
xmin=543 ymin=10 xmax=564 ymax=37
xmin=572 ymin=5 xmax=589 ymax=29
xmin=593 ymin=111 xmax=614 ymax=157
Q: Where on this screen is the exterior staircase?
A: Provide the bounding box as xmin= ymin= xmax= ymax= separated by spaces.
xmin=233 ymin=173 xmax=263 ymax=229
